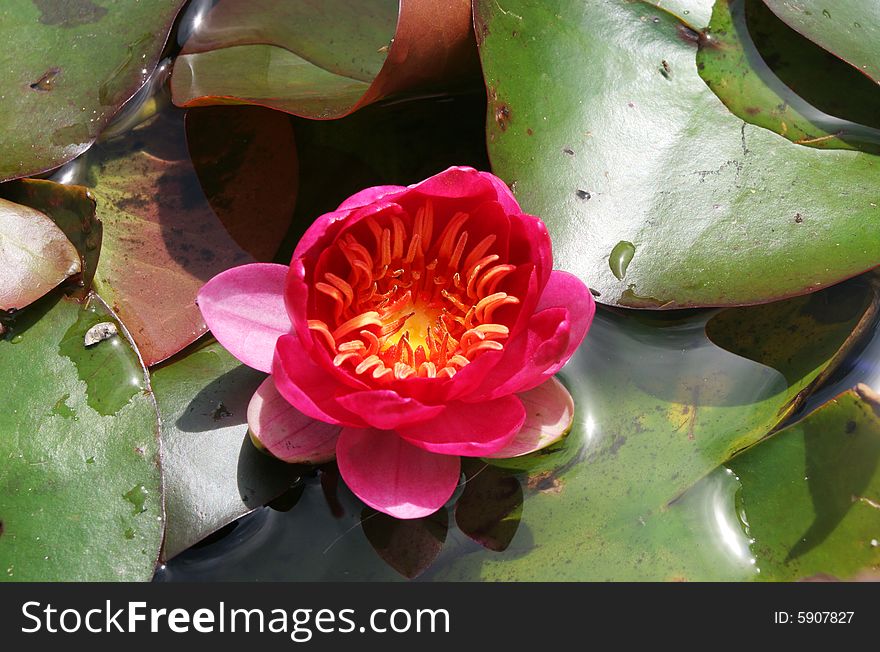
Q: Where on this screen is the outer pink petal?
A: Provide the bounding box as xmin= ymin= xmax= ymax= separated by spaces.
xmin=248 ymin=377 xmax=340 ymax=463
xmin=466 ymin=270 xmax=595 ymax=401
xmin=336 ymin=390 xmax=445 ymax=430
xmin=396 ymin=395 xmax=526 ymax=456
xmin=336 ymin=428 xmax=460 ymax=519
xmin=477 ymin=171 xmax=522 ymax=215
xmin=273 ymin=334 xmax=365 ymax=427
xmin=197 ymin=263 xmax=291 ymax=373
xmin=533 ymin=270 xmax=595 ymax=372
xmin=483 ymin=378 xmax=574 ymax=459
xmin=336 ymin=185 xmax=406 ymax=211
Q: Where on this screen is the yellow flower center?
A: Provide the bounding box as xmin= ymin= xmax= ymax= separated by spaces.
xmin=308 ymin=201 xmax=521 ymax=382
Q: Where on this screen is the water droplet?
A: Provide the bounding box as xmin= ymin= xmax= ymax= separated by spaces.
xmin=822 ymin=9 xmax=831 ymax=18
xmin=854 ymin=21 xmax=862 ymax=28
xmin=123 ymin=484 xmax=149 ymax=514
xmin=10 ymin=334 xmax=23 ymax=344
xmin=609 ymin=241 xmax=636 ymax=280
xmin=124 ymin=528 xmax=136 ymax=540
xmin=59 ymin=298 xmax=144 ymax=416
xmin=86 ymin=456 xmax=95 ymax=465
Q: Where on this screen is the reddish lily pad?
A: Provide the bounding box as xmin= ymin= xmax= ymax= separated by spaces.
xmin=87 ymin=108 xmax=254 ymax=366
xmin=0 ymin=197 xmax=80 ymax=312
xmin=171 ymin=0 xmax=477 ymax=118
xmin=0 ymin=0 xmax=186 ymax=181
xmin=361 ymin=507 xmax=448 ymax=579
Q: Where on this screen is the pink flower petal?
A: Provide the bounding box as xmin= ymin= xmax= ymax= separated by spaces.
xmin=336 ymin=428 xmax=460 ymax=519
xmin=197 ymin=263 xmax=291 ymax=373
xmin=483 ymin=378 xmax=574 ymax=458
xmin=534 ymin=270 xmax=596 ymax=373
xmin=273 ymin=333 xmax=365 ymax=427
xmin=247 ymin=377 xmax=340 ymax=463
xmin=478 ymin=171 xmax=522 ymax=215
xmin=336 ymin=185 xmax=406 ymax=211
xmin=336 ymin=390 xmax=445 ymax=430
xmin=396 ymin=395 xmax=526 ymax=456
xmin=466 ymin=270 xmax=595 ymax=401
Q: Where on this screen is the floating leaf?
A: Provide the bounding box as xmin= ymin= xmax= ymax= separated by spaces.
xmin=0 ymin=0 xmax=186 ymax=181
xmin=0 ymin=293 xmax=162 ymax=581
xmin=151 ymin=340 xmax=303 ymax=559
xmin=171 ymin=0 xmax=477 ymax=118
xmin=762 ymin=0 xmax=880 ymax=84
xmin=474 ymin=0 xmax=880 ymax=308
xmin=724 ymin=385 xmax=880 ymax=580
xmin=698 ymin=0 xmax=880 ymax=152
xmin=0 ymin=197 xmax=80 ymax=311
xmin=0 ymin=179 xmax=102 ymax=297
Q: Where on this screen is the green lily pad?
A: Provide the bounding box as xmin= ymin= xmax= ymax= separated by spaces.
xmin=763 ymin=0 xmax=880 ymax=84
xmin=170 ymin=0 xmax=477 ymax=118
xmin=0 ymin=0 xmax=185 ymax=182
xmin=0 ymin=179 xmax=102 ymax=298
xmin=152 ymin=339 xmax=303 ymax=559
xmin=474 ymin=0 xmax=880 ymax=308
xmin=0 ymin=197 xmax=80 ymax=312
xmin=0 ymin=293 xmax=162 ymax=581
xmin=725 ymin=386 xmax=880 ymax=580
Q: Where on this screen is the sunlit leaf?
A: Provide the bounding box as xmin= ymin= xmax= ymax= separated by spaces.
xmin=0 ymin=0 xmax=185 ymax=181
xmin=0 ymin=293 xmax=162 ymax=581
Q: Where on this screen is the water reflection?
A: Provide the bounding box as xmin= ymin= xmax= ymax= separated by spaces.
xmin=671 ymin=467 xmax=759 ymax=578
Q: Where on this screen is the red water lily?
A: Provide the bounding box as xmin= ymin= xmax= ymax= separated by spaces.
xmin=198 ymin=166 xmax=595 ymax=518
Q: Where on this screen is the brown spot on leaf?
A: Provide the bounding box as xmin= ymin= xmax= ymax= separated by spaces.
xmin=745 ymin=106 xmax=761 ymax=116
xmin=526 ymin=128 xmax=533 ymax=136
xmin=30 ymin=67 xmax=61 ymax=92
xmin=676 ymin=23 xmax=700 ymax=45
xmin=794 ymin=212 xmax=803 ymax=223
xmin=845 ymin=420 xmax=858 ymax=434
xmin=494 ymin=103 xmax=511 ymax=131
xmin=33 ymin=0 xmax=107 ymax=26
xmin=528 ymin=472 xmax=563 ymax=494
